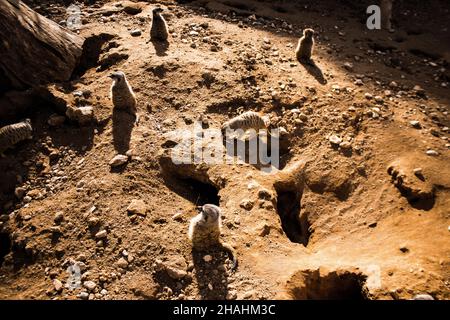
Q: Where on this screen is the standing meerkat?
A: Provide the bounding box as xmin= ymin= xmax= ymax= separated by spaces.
xmin=150 ymin=7 xmax=169 ymax=42
xmin=109 ymin=71 xmax=137 ymax=116
xmin=188 ymin=204 xmax=238 ymax=270
xmin=295 ymin=28 xmax=315 ymax=64
xmin=0 ymin=119 xmax=33 ymax=156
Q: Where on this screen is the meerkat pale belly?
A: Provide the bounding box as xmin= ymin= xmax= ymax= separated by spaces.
xmin=188 ymin=204 xmax=238 ymax=270
xmin=109 ymin=71 xmax=137 ymax=115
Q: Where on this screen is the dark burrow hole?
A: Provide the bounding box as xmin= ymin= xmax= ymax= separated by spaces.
xmin=290 ymin=270 xmax=368 ymax=300
xmin=178 ymin=178 xmax=220 ymax=206
xmin=71 ymin=33 xmax=115 ymax=78
xmin=275 ymin=190 xmax=310 ymax=246
xmin=0 ymin=232 xmax=11 ymax=267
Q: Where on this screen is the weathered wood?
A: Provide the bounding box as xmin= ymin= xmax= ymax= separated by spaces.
xmin=0 ymin=0 xmax=84 ymax=90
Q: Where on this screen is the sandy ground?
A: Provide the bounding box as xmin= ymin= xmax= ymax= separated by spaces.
xmin=0 ymin=0 xmax=449 ymax=300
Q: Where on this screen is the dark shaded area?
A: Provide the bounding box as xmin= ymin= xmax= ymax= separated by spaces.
xmin=275 ymin=189 xmax=310 ymax=246
xmin=300 ymin=60 xmax=327 ymax=85
xmin=192 ymin=248 xmax=230 ymax=299
xmin=0 ymin=232 xmax=11 ymax=267
xmin=112 ymin=109 xmax=136 ymax=155
xmin=179 ymin=178 xmax=220 ymax=206
xmin=72 ymin=33 xmax=115 ymax=78
xmin=160 ymin=165 xmax=220 ymax=206
xmin=398 ymin=188 xmax=436 ymax=211
xmin=0 ymin=67 xmax=13 ymax=95
xmin=290 ymin=269 xmax=369 ymax=300
xmin=0 ymin=89 xmax=41 ymax=125
xmin=151 ymin=40 xmax=169 ymax=57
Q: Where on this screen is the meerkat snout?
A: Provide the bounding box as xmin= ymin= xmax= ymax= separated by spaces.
xmin=295 ymin=28 xmax=315 ymax=64
xmin=109 ymin=71 xmax=125 ymax=84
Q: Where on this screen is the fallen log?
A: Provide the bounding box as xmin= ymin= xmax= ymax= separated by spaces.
xmin=0 ymin=0 xmax=84 ymax=91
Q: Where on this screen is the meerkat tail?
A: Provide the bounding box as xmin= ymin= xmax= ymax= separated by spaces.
xmin=221 ymin=242 xmax=238 ymax=270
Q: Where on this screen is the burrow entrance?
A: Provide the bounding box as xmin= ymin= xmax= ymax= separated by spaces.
xmin=0 ymin=232 xmax=11 ymax=267
xmin=173 ymin=177 xmax=220 ymax=207
xmin=289 ymin=269 xmax=369 ymax=300
xmin=275 ymin=189 xmax=310 ymax=246
xmin=71 ymin=33 xmax=115 ymax=78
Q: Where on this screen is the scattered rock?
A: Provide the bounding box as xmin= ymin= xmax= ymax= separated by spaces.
xmin=172 ymin=212 xmax=184 ymax=221
xmin=239 ymin=199 xmax=254 ymax=210
xmin=95 ymin=230 xmax=107 ymax=239
xmin=109 ymin=154 xmax=128 ymax=167
xmin=53 ymin=279 xmax=63 ymax=293
xmin=343 ymin=62 xmax=353 ymax=70
xmin=66 ymin=106 xmax=94 ymax=125
xmin=165 ymin=266 xmax=187 ymax=280
xmin=15 ymin=187 xmax=26 ymax=199
xmin=413 ymin=294 xmax=434 ymax=300
xmin=159 ymin=257 xmax=188 ymax=280
xmin=425 ymin=150 xmax=439 ymax=156
xmin=410 ymin=120 xmax=421 ymax=129
xmin=78 ymin=292 xmax=89 ymax=300
xmin=130 ymin=29 xmax=142 ymax=37
xmin=116 ymin=257 xmax=129 ymax=269
xmin=374 ymin=96 xmax=384 ymax=103
xmin=122 ymin=1 xmax=143 ymax=15
xmin=226 ymin=290 xmax=237 ymax=300
xmin=203 ymin=255 xmax=213 ymax=263
xmin=339 ymin=141 xmax=352 ymax=150
xmin=126 ymin=199 xmax=147 ymax=217
xmin=83 ymin=281 xmax=97 ymax=291
xmin=329 ymin=135 xmax=342 ymax=145
xmin=413 ymin=85 xmax=426 ymax=97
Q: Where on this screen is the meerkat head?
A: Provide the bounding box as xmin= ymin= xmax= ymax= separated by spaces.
xmin=109 ymin=71 xmax=126 ymax=84
xmin=153 ymin=7 xmax=164 ymax=15
xmin=303 ymin=28 xmax=315 ymax=38
xmin=197 ymin=204 xmax=221 ymax=226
